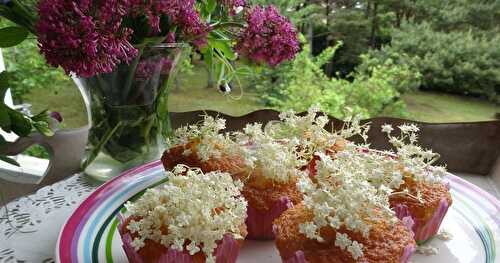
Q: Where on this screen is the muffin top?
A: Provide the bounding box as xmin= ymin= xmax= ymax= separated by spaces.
xmin=265 ymin=105 xmax=346 ymax=163
xmin=124 ymin=165 xmax=247 ymax=263
xmin=166 ymin=115 xmax=237 ymax=162
xmin=234 ymin=122 xmax=306 ymax=184
xmin=296 ymin=152 xmax=398 ymax=260
xmin=274 ymin=204 xmax=416 ymax=263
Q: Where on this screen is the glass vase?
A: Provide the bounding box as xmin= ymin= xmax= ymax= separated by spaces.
xmin=74 ymin=43 xmax=187 ymax=181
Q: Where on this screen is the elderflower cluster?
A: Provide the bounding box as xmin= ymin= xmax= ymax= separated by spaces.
xmin=381 ymin=123 xmax=446 ymax=184
xmin=124 ymin=165 xmax=247 ymax=263
xmin=234 ymin=123 xmax=306 ymax=183
xmin=265 ymin=105 xmax=340 ymax=161
xmin=167 ymin=115 xmax=237 ymax=161
xmin=298 ymin=152 xmax=396 ymax=260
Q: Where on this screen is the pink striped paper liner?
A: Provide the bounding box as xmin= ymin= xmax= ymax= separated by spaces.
xmin=283 ymin=251 xmax=308 ymax=263
xmin=246 ymin=196 xmax=293 ymax=240
xmin=119 ymin=217 xmax=241 ymax=263
xmin=394 ymin=198 xmax=450 ymax=242
xmin=400 ymin=244 xmax=416 ymax=263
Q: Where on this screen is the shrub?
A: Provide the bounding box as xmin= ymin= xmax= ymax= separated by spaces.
xmin=252 ymin=41 xmax=420 ymax=119
xmin=381 ymin=22 xmax=500 ymax=103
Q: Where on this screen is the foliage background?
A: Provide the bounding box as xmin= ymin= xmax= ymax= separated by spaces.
xmin=0 ymin=0 xmax=499 ymax=130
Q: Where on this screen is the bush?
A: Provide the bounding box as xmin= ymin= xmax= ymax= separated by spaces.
xmin=252 ymin=41 xmax=420 ymax=119
xmin=380 ymin=22 xmax=500 ymax=103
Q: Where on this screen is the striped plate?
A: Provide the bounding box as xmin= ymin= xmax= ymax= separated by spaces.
xmin=56 ymin=160 xmax=500 ymax=263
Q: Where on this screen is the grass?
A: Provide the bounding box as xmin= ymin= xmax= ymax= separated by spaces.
xmin=24 ymin=65 xmax=264 ymax=128
xmin=168 ymin=63 xmax=263 ymax=115
xmin=401 ymin=91 xmax=500 ymax=123
xmin=23 ymin=68 xmax=499 ymax=128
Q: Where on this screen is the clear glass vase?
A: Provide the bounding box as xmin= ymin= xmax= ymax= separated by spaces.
xmin=74 ymin=43 xmax=187 ymax=181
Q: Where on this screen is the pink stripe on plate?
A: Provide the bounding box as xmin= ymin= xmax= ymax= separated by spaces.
xmin=57 ymin=160 xmax=162 ymax=263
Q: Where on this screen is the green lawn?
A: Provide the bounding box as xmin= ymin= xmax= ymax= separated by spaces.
xmin=24 ymin=75 xmax=499 ymax=128
xmin=401 ymin=91 xmax=500 ymax=123
xmin=25 ymin=66 xmax=264 ymax=128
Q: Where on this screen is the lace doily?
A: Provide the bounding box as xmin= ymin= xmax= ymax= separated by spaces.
xmin=0 ymin=174 xmax=99 ymax=263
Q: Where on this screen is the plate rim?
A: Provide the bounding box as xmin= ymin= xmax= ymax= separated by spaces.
xmin=55 ymin=160 xmax=162 ymax=263
xmin=55 ymin=160 xmax=500 ymax=263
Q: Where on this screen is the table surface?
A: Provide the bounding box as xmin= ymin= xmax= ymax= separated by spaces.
xmin=0 ymin=172 xmax=499 ymax=263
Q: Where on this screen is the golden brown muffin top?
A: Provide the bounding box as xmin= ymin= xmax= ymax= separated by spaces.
xmin=274 ymin=204 xmax=416 ymax=263
xmin=239 ymin=169 xmax=303 ymax=211
xmin=390 ymin=175 xmax=452 ymax=222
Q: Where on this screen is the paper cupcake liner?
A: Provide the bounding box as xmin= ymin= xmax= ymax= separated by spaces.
xmin=394 ymin=197 xmax=450 ymax=242
xmin=282 ymin=244 xmax=415 ymax=263
xmin=400 ymin=244 xmax=416 ymax=263
xmin=246 ymin=196 xmax=293 ymax=240
xmin=283 ymin=251 xmax=308 ymax=263
xmin=119 ymin=216 xmax=241 ymax=263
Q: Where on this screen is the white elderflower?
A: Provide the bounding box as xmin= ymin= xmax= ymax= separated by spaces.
xmin=264 ymin=106 xmax=340 ymax=162
xmin=348 ymin=241 xmax=364 ymax=259
xmin=235 ymin=122 xmax=305 ymax=183
xmin=381 ymin=124 xmax=394 ymax=134
xmin=298 ymin=152 xmax=396 ymax=259
xmin=124 ymin=165 xmax=247 ymax=263
xmin=382 ymin=123 xmax=445 ymax=184
xmin=166 ymin=115 xmax=237 ymax=161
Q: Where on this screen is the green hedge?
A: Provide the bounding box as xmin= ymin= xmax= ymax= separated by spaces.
xmin=376 ymin=23 xmax=500 ymax=103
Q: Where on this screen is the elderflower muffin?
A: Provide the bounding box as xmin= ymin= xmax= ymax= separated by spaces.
xmin=161 ymin=115 xmax=246 ymax=178
xmin=233 ymin=123 xmax=306 ymax=240
xmin=273 ymin=153 xmax=416 ymax=263
xmin=118 ymin=165 xmax=248 ymax=263
xmin=307 ymin=120 xmax=452 ymax=243
xmin=284 ymin=106 xmax=453 ymax=243
xmin=379 ymin=124 xmax=452 ymax=242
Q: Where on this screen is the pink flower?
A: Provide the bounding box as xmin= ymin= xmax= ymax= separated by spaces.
xmin=236 ymin=6 xmax=299 ymax=66
xmin=131 ymin=0 xmax=209 ymax=47
xmin=135 ymin=58 xmax=173 ymax=81
xmin=36 ymin=0 xmax=137 ymax=77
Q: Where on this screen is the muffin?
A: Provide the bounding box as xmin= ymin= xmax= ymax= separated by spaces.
xmin=298 ymin=115 xmax=452 ymax=243
xmin=162 ymin=117 xmax=306 ymax=240
xmin=161 ymin=115 xmax=246 ymax=179
xmin=274 ymin=205 xmax=416 ymax=263
xmin=274 ymin=153 xmax=416 ymax=263
xmin=118 ymin=165 xmax=248 ymax=263
xmin=390 ymin=174 xmax=452 ymax=242
xmin=234 ymin=123 xmax=306 ymax=239
xmin=379 ymin=124 xmax=452 ymax=242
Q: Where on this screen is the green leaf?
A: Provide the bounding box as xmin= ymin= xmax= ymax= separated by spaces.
xmin=0 ymin=155 xmax=20 ymax=167
xmin=31 ymin=110 xmax=49 ymax=122
xmin=0 ymin=106 xmax=11 ymax=130
xmin=208 ymin=39 xmax=237 ymax=60
xmin=0 ymin=71 xmax=13 ymax=99
xmin=0 ymin=26 xmax=29 ymax=48
xmin=33 ymin=121 xmax=54 ymax=136
xmin=8 ymin=109 xmax=31 ymax=137
xmin=202 ymin=47 xmax=214 ymax=69
xmin=206 ymin=0 xmax=217 ymax=13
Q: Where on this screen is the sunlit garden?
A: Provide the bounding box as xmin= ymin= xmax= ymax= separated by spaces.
xmin=2 ymin=0 xmax=499 ymax=131
xmin=1 ymin=1 xmax=500 ymax=263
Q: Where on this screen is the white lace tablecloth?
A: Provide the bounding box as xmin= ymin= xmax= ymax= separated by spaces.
xmin=0 ymin=174 xmax=99 ymax=263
